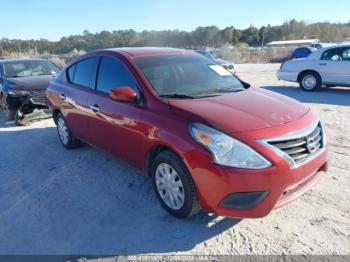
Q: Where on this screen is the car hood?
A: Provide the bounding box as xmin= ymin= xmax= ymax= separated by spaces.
xmin=5 ymin=75 xmax=52 ymax=91
xmin=169 ymin=87 xmax=309 ymax=134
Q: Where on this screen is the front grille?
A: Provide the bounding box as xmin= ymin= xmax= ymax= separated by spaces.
xmin=29 ymin=91 xmax=46 ymax=105
xmin=267 ymin=122 xmax=323 ymax=165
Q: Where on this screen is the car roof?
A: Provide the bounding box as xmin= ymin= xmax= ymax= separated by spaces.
xmin=101 ymin=47 xmax=196 ymax=58
xmin=294 ymin=46 xmax=312 ymax=49
xmin=315 ymin=44 xmax=350 ymax=52
xmin=323 ymin=44 xmax=349 ymax=50
xmin=0 ymin=58 xmax=48 ymax=64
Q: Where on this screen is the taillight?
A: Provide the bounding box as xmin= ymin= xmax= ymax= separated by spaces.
xmin=280 ymin=62 xmax=285 ymax=70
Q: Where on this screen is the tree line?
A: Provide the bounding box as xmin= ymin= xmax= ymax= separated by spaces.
xmin=1 ymin=20 xmax=350 ymax=55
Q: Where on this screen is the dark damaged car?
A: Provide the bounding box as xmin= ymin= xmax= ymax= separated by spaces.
xmin=0 ymin=58 xmax=60 ymax=125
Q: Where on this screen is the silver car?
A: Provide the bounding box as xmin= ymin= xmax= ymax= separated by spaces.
xmin=195 ymin=49 xmax=235 ymax=73
xmin=277 ymin=45 xmax=350 ymax=91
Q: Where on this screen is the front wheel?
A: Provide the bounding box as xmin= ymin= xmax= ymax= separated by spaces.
xmin=14 ymin=109 xmax=26 ymax=126
xmin=56 ymin=113 xmax=81 ymax=149
xmin=151 ymin=150 xmax=201 ymax=218
xmin=299 ymin=72 xmax=322 ymax=91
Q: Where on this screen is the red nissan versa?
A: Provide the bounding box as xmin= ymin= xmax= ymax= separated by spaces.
xmin=46 ymin=48 xmax=328 ymax=219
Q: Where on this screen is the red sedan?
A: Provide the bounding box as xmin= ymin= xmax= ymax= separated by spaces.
xmin=46 ymin=48 xmax=328 ymax=219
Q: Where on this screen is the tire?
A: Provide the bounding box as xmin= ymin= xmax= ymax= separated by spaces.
xmin=299 ymin=71 xmax=322 ymax=91
xmin=2 ymin=96 xmax=16 ymax=121
xmin=14 ymin=110 xmax=26 ymax=126
xmin=151 ymin=150 xmax=201 ymax=218
xmin=56 ymin=113 xmax=81 ymax=149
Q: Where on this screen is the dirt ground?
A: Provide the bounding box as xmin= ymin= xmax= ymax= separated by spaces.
xmin=0 ymin=63 xmax=349 ymax=256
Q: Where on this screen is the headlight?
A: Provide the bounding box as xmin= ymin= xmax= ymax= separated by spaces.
xmin=8 ymin=90 xmax=30 ymax=96
xmin=320 ymin=120 xmax=327 ymax=147
xmin=189 ymin=123 xmax=271 ymax=169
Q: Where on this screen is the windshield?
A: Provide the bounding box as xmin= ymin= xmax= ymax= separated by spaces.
xmin=3 ymin=60 xmax=60 ymax=78
xmin=134 ymin=54 xmax=245 ymax=98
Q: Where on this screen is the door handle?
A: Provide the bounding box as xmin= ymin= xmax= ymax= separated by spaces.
xmin=59 ymin=94 xmax=66 ymax=100
xmin=319 ymin=63 xmax=327 ymax=66
xmin=90 ymin=104 xmax=100 ymax=112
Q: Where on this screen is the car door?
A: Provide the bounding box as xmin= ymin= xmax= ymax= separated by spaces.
xmin=62 ymin=56 xmax=99 ymax=140
xmin=0 ymin=65 xmax=3 ymax=94
xmin=86 ymin=55 xmax=144 ymax=165
xmin=317 ymin=47 xmax=350 ymax=85
xmin=340 ymin=47 xmax=350 ymax=85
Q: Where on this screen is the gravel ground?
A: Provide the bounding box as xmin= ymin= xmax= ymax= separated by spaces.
xmin=0 ymin=63 xmax=349 ymax=256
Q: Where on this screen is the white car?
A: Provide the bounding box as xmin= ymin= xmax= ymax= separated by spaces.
xmin=277 ymin=45 xmax=350 ymax=91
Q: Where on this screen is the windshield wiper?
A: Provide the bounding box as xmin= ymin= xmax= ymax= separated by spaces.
xmin=159 ymin=94 xmax=196 ymax=99
xmin=195 ymin=88 xmax=245 ymax=96
xmin=205 ymin=88 xmax=245 ymax=94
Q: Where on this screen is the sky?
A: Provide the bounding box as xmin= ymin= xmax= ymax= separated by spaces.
xmin=1 ymin=0 xmax=349 ymax=41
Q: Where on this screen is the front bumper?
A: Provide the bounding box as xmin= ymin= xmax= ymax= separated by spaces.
xmin=6 ymin=90 xmax=48 ymax=110
xmin=183 ymin=114 xmax=328 ymax=218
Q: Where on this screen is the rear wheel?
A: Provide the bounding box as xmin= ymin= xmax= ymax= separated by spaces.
xmin=151 ymin=150 xmax=201 ymax=218
xmin=1 ymin=96 xmax=16 ymax=121
xmin=56 ymin=113 xmax=81 ymax=149
xmin=299 ymin=71 xmax=321 ymax=91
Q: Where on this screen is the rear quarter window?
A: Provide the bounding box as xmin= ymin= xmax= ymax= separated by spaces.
xmin=67 ymin=64 xmax=76 ymax=82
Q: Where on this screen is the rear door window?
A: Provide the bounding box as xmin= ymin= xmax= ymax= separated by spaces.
xmin=69 ymin=57 xmax=98 ymax=88
xmin=342 ymin=48 xmax=350 ymax=61
xmin=322 ymin=48 xmax=343 ymax=61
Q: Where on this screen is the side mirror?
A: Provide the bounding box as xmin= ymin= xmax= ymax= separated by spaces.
xmin=109 ymin=86 xmax=137 ymax=103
